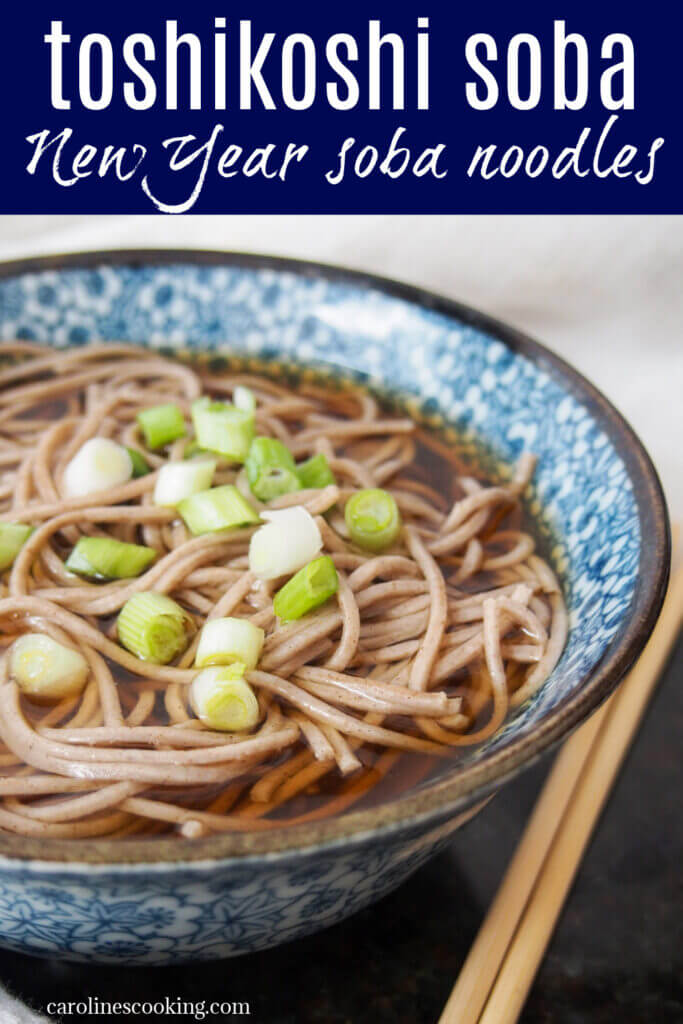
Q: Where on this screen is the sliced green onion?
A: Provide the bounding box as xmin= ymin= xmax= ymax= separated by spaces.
xmin=153 ymin=459 xmax=216 ymax=508
xmin=233 ymin=386 xmax=256 ymax=415
xmin=65 ymin=537 xmax=157 ymax=581
xmin=178 ymin=485 xmax=260 ymax=536
xmin=245 ymin=437 xmax=301 ymax=501
xmin=137 ymin=403 xmax=186 ymax=449
xmin=195 ymin=617 xmax=265 ymax=670
xmin=0 ymin=523 xmax=33 ymax=572
xmin=126 ymin=448 xmax=151 ymax=478
xmin=183 ymin=440 xmax=203 ymax=460
xmin=190 ymin=665 xmax=260 ymax=732
xmin=296 ymin=453 xmax=337 ymax=490
xmin=273 ymin=555 xmax=339 ymax=622
xmin=62 ymin=438 xmax=133 ymax=498
xmin=344 ymin=488 xmax=402 ymax=552
xmin=249 ymin=506 xmax=322 ymax=580
xmin=10 ymin=634 xmax=89 ymax=701
xmin=191 ymin=397 xmax=254 ymax=462
xmin=117 ymin=593 xmax=193 ymax=663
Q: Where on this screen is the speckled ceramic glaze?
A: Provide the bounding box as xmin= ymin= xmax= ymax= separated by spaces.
xmin=0 ymin=252 xmax=668 ymax=963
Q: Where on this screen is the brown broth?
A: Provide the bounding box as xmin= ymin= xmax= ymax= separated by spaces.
xmin=3 ymin=349 xmax=558 ymax=836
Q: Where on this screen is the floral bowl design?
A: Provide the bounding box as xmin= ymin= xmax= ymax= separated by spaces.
xmin=0 ymin=251 xmax=669 ymax=963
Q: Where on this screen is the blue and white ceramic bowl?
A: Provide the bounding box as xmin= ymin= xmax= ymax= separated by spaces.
xmin=0 ymin=251 xmax=669 ymax=963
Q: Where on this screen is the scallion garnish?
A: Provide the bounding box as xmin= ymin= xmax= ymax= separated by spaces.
xmin=178 ymin=485 xmax=260 ymax=536
xmin=195 ymin=617 xmax=265 ymax=670
xmin=0 ymin=523 xmax=33 ymax=572
xmin=153 ymin=459 xmax=216 ymax=508
xmin=190 ymin=665 xmax=260 ymax=732
xmin=248 ymin=506 xmax=322 ymax=580
xmin=233 ymin=386 xmax=256 ymax=415
xmin=344 ymin=488 xmax=402 ymax=552
xmin=62 ymin=438 xmax=133 ymax=498
xmin=126 ymin=447 xmax=151 ymax=478
xmin=10 ymin=634 xmax=89 ymax=701
xmin=191 ymin=397 xmax=254 ymax=462
xmin=182 ymin=440 xmax=203 ymax=460
xmin=273 ymin=555 xmax=339 ymax=622
xmin=137 ymin=403 xmax=186 ymax=449
xmin=245 ymin=437 xmax=301 ymax=501
xmin=296 ymin=453 xmax=337 ymax=490
xmin=117 ymin=593 xmax=193 ymax=663
xmin=65 ymin=537 xmax=157 ymax=581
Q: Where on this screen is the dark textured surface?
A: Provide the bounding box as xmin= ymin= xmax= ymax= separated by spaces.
xmin=2 ymin=634 xmax=680 ymax=1024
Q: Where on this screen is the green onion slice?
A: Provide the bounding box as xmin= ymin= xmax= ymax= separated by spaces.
xmin=10 ymin=634 xmax=89 ymax=701
xmin=233 ymin=386 xmax=256 ymax=415
xmin=0 ymin=523 xmax=33 ymax=572
xmin=65 ymin=537 xmax=157 ymax=581
xmin=245 ymin=437 xmax=301 ymax=501
xmin=344 ymin=488 xmax=402 ymax=552
xmin=62 ymin=438 xmax=133 ymax=498
xmin=248 ymin=507 xmax=322 ymax=580
xmin=273 ymin=555 xmax=339 ymax=622
xmin=153 ymin=459 xmax=216 ymax=508
xmin=183 ymin=440 xmax=203 ymax=460
xmin=195 ymin=617 xmax=265 ymax=670
xmin=296 ymin=453 xmax=337 ymax=490
xmin=117 ymin=593 xmax=193 ymax=663
xmin=126 ymin=448 xmax=151 ymax=478
xmin=178 ymin=485 xmax=260 ymax=536
xmin=137 ymin=403 xmax=186 ymax=449
xmin=190 ymin=665 xmax=260 ymax=732
xmin=191 ymin=397 xmax=254 ymax=462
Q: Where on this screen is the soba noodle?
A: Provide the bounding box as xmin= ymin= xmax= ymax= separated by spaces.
xmin=0 ymin=343 xmax=567 ymax=840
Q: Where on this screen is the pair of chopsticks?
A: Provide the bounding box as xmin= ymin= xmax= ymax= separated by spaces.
xmin=439 ymin=544 xmax=682 ymax=1024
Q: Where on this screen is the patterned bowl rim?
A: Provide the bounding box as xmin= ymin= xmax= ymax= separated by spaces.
xmin=0 ymin=248 xmax=670 ymax=867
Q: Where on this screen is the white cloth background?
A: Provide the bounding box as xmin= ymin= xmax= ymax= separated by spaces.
xmin=0 ymin=213 xmax=679 ymax=1021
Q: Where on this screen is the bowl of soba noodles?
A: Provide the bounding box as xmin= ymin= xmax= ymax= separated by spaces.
xmin=0 ymin=251 xmax=668 ymax=963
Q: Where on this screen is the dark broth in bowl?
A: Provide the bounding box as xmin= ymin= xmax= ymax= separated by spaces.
xmin=0 ymin=344 xmax=566 ymax=840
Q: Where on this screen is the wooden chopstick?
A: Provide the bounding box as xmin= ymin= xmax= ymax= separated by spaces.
xmin=438 ymin=696 xmax=611 ymax=1023
xmin=440 ymin=548 xmax=682 ymax=1024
